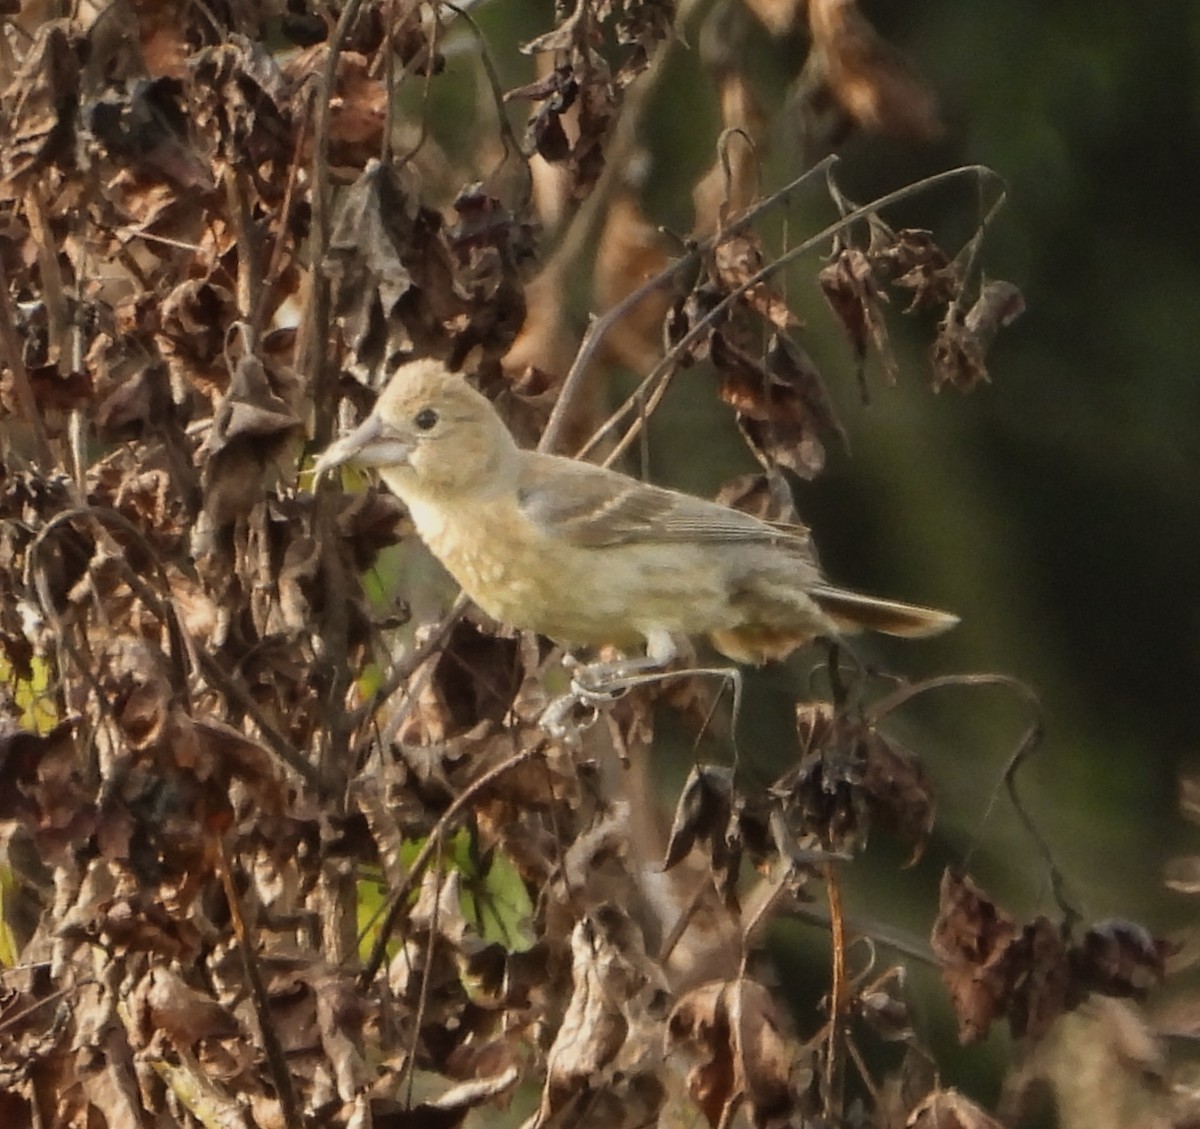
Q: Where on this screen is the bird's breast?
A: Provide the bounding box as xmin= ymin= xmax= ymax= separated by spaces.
xmin=403 ymin=493 xmax=594 ymax=640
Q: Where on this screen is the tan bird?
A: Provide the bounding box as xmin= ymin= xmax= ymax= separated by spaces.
xmin=313 ymin=360 xmax=957 ymax=677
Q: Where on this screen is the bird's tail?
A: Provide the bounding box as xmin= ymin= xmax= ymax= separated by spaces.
xmin=809 ymin=584 xmax=959 ymax=639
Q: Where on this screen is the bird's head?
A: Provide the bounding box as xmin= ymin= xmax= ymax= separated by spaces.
xmin=313 ymin=360 xmax=518 ymax=499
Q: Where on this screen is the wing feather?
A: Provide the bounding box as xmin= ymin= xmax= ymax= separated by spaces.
xmin=517 ymin=453 xmax=814 ymax=551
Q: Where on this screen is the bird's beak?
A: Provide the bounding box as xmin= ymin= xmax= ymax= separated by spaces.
xmin=312 ymin=412 xmax=412 ymax=482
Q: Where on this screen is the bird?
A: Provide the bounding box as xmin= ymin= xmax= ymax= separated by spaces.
xmin=313 ymin=360 xmax=957 ymax=702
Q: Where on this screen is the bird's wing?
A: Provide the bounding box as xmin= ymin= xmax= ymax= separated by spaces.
xmin=517 ymin=453 xmax=814 ymax=550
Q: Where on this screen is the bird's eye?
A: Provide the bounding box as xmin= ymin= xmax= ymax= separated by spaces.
xmin=413 ymin=407 xmax=439 ymax=431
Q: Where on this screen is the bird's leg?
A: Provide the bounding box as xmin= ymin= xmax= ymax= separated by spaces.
xmin=539 ymin=631 xmax=744 ymax=747
xmin=565 ymin=629 xmax=680 ymax=704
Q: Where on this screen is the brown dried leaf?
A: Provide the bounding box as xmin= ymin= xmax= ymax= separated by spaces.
xmin=931 ymin=281 xmax=1024 ymax=392
xmin=818 ymin=246 xmax=897 ymax=388
xmin=191 ymin=36 xmax=293 ymax=174
xmin=612 ymin=0 xmax=674 ymax=87
xmin=1008 ymin=915 xmax=1070 ymax=1041
xmin=857 ymin=980 xmax=915 ymax=1042
xmin=663 ymin=764 xmax=734 ymax=870
xmin=783 ymin=701 xmax=867 ymax=854
xmin=872 ymin=228 xmax=959 ymax=312
xmin=325 ymin=161 xmax=526 ymax=373
xmin=930 ymin=869 xmax=1019 ymax=1044
xmin=713 ymin=232 xmax=794 ymax=330
xmin=1073 ymin=919 xmax=1173 ymax=999
xmin=0 ymin=719 xmax=95 ymax=867
xmin=532 ymin=906 xmax=653 ymax=1124
xmin=509 ymin=49 xmax=617 ymax=199
xmin=0 ymin=22 xmax=79 ymax=186
xmin=667 ymin=978 xmax=794 ymax=1128
xmin=87 ymin=76 xmax=214 ymax=191
xmin=429 ymin=618 xmax=525 ymax=735
xmin=859 ymin=733 xmax=935 ymax=865
xmin=714 ymin=331 xmax=842 ymax=478
xmin=200 ymin=349 xmax=303 ymax=529
xmin=157 ymin=279 xmax=238 ymax=391
xmin=141 ymin=966 xmax=240 ymax=1047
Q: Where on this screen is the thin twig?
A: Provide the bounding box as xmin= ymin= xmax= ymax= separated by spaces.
xmin=823 ymin=861 xmax=847 ymax=1122
xmin=440 ymin=1 xmax=527 ymax=172
xmin=867 ymin=672 xmax=1078 ymax=929
xmin=543 ymin=162 xmax=1004 ymax=457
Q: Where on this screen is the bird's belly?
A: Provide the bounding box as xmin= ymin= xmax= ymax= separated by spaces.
xmin=412 ymin=501 xmax=737 ymax=648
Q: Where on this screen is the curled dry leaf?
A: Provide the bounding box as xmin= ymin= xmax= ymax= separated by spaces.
xmin=713 ymin=231 xmax=793 ymax=331
xmin=0 ymin=22 xmax=79 ymax=186
xmin=872 ymin=227 xmax=959 ymax=313
xmin=662 ymin=763 xmax=775 ymax=911
xmin=510 ymin=49 xmax=616 ymax=200
xmin=667 ymin=977 xmax=795 ymax=1128
xmin=191 ymin=36 xmax=293 ymax=175
xmin=714 ymin=331 xmax=843 ymax=478
xmin=781 ymin=701 xmax=936 ymax=862
xmin=857 ymin=979 xmax=915 ymax=1043
xmin=664 ymin=764 xmax=734 ymax=871
xmin=932 ymin=870 xmax=1172 ymax=1044
xmin=931 ymin=281 xmax=1025 ymax=392
xmin=930 ymin=869 xmax=1021 ymax=1044
xmin=325 ymin=162 xmax=529 ymax=374
xmin=529 ymin=904 xmax=664 ymax=1128
xmin=140 ymin=966 xmax=241 ymax=1048
xmin=1074 ymin=919 xmax=1174 ymax=998
xmin=819 ymin=245 xmax=898 ymax=389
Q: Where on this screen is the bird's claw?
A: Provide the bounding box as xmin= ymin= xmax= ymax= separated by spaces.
xmin=538 ymin=658 xmax=631 ymax=744
xmin=538 ymin=692 xmax=601 ymax=747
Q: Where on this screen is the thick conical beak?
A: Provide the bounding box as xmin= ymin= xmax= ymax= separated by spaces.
xmin=312 ymin=413 xmax=411 ymax=482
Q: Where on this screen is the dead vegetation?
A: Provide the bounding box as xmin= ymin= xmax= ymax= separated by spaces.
xmin=0 ymin=2 xmax=1181 ymax=1128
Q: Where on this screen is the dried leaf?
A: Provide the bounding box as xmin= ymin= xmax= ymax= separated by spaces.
xmin=714 ymin=331 xmax=842 ymax=478
xmin=859 ymin=733 xmax=935 ymax=865
xmin=713 ymin=232 xmax=794 ymax=330
xmin=0 ymin=22 xmax=79 ymax=186
xmin=819 ymin=246 xmax=898 ymax=389
xmin=1073 ymin=919 xmax=1173 ymax=998
xmin=663 ymin=764 xmax=734 ymax=871
xmin=930 ymin=869 xmax=1019 ymax=1044
xmin=667 ymin=978 xmax=794 ymax=1127
xmin=931 ymin=281 xmax=1024 ymax=392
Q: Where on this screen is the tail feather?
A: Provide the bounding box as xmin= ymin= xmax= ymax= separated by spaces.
xmin=809 ymin=585 xmax=959 ymax=639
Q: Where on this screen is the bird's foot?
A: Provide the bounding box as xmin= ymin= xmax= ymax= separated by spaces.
xmin=538 ymin=655 xmax=638 ymax=745
xmin=538 ymin=691 xmax=600 ymax=747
